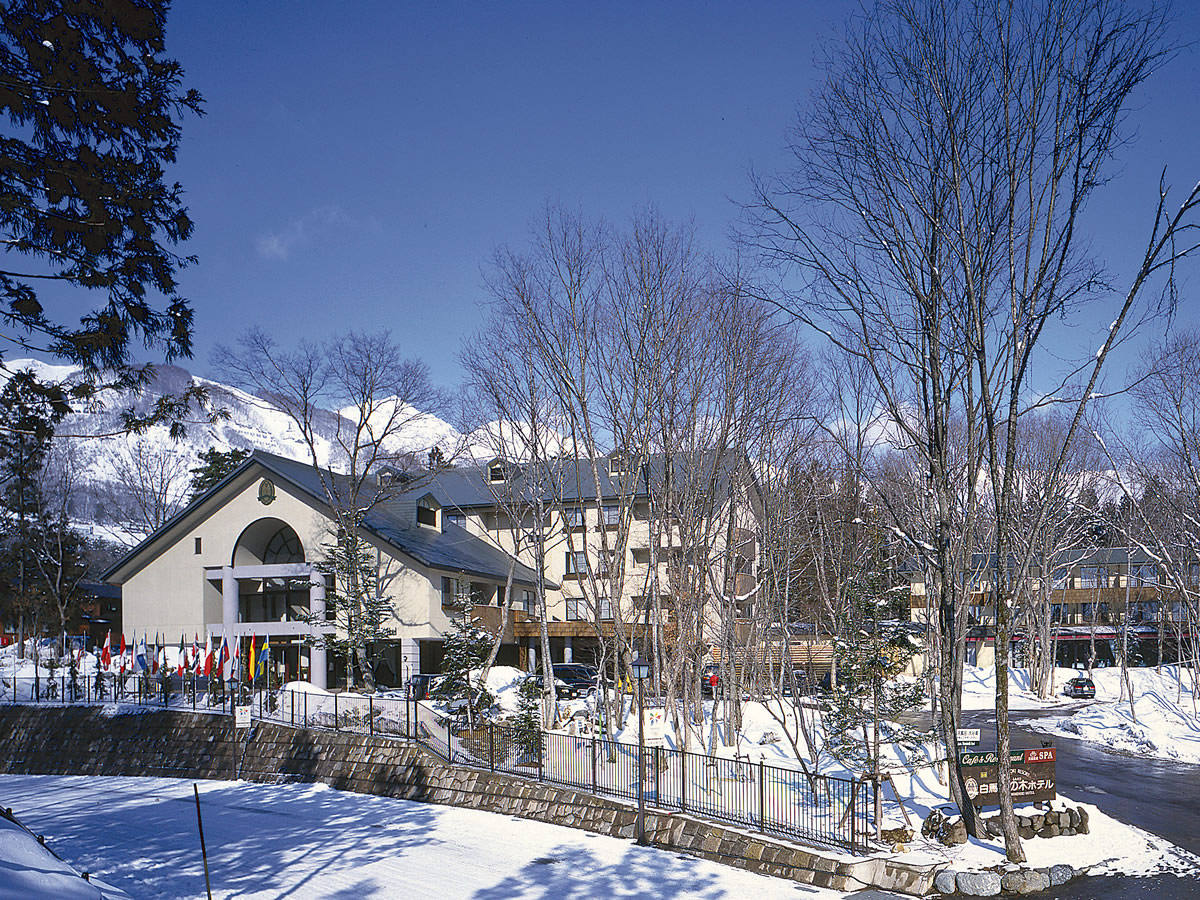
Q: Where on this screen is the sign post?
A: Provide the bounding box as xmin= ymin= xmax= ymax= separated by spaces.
xmin=958 ymin=747 xmax=1056 ymax=807
xmin=233 ymin=704 xmax=251 ymax=779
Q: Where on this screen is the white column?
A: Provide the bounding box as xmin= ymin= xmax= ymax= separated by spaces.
xmin=221 ymin=566 xmax=237 ymax=639
xmin=563 ymin=636 xmax=574 ymax=664
xmin=309 ymin=571 xmax=327 ymax=690
xmin=527 ymin=637 xmax=538 ymax=672
xmin=400 ymin=637 xmax=419 ymax=682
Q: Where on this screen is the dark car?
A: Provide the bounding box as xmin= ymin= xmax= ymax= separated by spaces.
xmin=700 ymin=664 xmax=721 ymax=697
xmin=1063 ymin=676 xmax=1096 ymax=699
xmin=528 ymin=673 xmax=590 ymax=700
xmin=408 ymin=673 xmax=438 ymax=700
xmin=552 ymin=663 xmax=600 ymax=697
xmin=780 ymin=669 xmax=812 ymax=697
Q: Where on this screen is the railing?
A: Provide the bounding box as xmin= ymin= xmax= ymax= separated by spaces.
xmin=0 ymin=671 xmax=239 ymax=713
xmin=261 ymin=688 xmax=866 ymax=852
xmin=0 ymin=676 xmax=866 ymax=853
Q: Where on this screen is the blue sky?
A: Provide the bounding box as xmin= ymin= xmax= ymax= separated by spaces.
xmin=163 ymin=1 xmax=1200 ymax=398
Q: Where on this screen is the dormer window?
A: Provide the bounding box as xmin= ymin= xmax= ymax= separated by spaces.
xmin=489 ymin=463 xmax=506 ymax=483
xmin=416 ymin=493 xmax=441 ymax=530
xmin=608 ymin=455 xmax=628 ymax=478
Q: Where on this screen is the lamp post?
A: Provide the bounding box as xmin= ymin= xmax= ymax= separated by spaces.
xmin=631 ymin=651 xmax=651 ymax=846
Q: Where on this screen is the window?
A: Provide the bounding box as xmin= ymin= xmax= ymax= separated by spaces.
xmin=602 ymin=505 xmax=620 ymax=527
xmin=445 ymin=512 xmax=466 ymax=528
xmin=631 ymin=547 xmax=651 ymax=566
xmin=567 ymin=597 xmax=612 ymax=620
xmin=1130 ymin=601 xmax=1158 ymax=623
xmin=1078 ymin=566 xmax=1108 ymax=589
xmin=608 ymin=455 xmax=634 ymax=479
xmin=416 ymin=505 xmax=438 ymax=527
xmin=441 ymin=577 xmax=470 ymax=609
xmin=263 ymin=526 xmax=304 ymax=564
xmin=489 ymin=462 xmax=507 ymax=483
xmin=514 ymin=590 xmax=534 ymax=613
xmin=564 ymin=507 xmax=585 ymax=530
xmin=194 ymin=537 xmax=202 ymax=555
xmin=1050 ymin=604 xmax=1066 ymax=623
xmin=565 ymin=550 xmax=588 ymax=577
xmin=1131 ymin=563 xmax=1159 ymax=585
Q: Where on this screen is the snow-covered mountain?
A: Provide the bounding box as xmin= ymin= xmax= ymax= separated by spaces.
xmin=0 ymin=358 xmax=470 ymax=541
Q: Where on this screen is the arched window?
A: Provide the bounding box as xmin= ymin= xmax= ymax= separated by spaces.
xmin=263 ymin=525 xmax=304 ymax=564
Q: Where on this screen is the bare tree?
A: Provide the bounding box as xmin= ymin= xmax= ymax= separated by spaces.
xmin=214 ymin=329 xmax=449 ymax=691
xmin=102 ymin=436 xmax=192 ymax=540
xmin=748 ymin=0 xmax=1199 ymax=859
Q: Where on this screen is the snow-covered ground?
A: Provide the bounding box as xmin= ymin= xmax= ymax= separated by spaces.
xmin=6 ymin=653 xmax=1200 ymax=887
xmin=0 ymin=775 xmax=852 ymax=900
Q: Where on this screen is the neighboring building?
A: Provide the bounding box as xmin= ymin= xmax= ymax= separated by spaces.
xmin=908 ymin=548 xmax=1198 ymax=668
xmin=103 ymin=449 xmax=762 ymax=688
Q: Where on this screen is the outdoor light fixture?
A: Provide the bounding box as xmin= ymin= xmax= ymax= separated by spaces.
xmin=632 ymin=651 xmax=650 ymax=845
xmin=631 ymin=653 xmax=650 ymax=681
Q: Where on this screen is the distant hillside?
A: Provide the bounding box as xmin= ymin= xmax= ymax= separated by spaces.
xmin=1 ymin=359 xmax=466 ymax=544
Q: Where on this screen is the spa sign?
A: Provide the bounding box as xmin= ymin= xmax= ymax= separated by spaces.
xmin=958 ymin=747 xmax=1056 ymax=807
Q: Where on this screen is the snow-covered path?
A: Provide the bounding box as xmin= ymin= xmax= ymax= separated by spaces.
xmin=0 ymin=775 xmax=854 ymax=899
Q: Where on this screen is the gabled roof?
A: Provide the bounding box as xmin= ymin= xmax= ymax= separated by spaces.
xmin=103 ymin=449 xmax=544 ymax=588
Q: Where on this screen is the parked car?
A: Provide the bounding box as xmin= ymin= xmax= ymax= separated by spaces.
xmin=1063 ymin=676 xmax=1096 ymax=699
xmin=528 ymin=673 xmax=587 ymax=700
xmin=407 ymin=673 xmax=439 ymax=700
xmin=780 ymin=669 xmax=812 ymax=697
xmin=552 ymin=663 xmax=600 ymax=697
xmin=700 ymin=664 xmax=721 ymax=698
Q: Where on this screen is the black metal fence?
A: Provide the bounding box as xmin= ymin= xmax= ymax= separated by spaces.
xmin=0 ymin=677 xmax=866 ymax=853
xmin=0 ymin=671 xmax=243 ymax=713
xmin=262 ymin=688 xmax=866 ymax=852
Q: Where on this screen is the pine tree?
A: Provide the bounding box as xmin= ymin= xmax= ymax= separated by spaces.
xmin=1 ymin=1 xmax=202 ymax=389
xmin=436 ymin=605 xmax=495 ymax=730
xmin=302 ymin=520 xmax=395 ymax=691
xmin=0 ymin=370 xmax=67 ymax=657
xmin=187 ymin=448 xmax=251 ymax=501
xmin=512 ymin=676 xmax=543 ymax=762
xmin=822 ymin=574 xmax=925 ymax=774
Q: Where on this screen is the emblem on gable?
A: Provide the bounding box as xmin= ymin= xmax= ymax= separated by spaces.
xmin=258 ymin=479 xmax=276 ymax=505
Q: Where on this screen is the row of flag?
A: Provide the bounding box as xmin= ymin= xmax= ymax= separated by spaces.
xmin=95 ymin=630 xmax=275 ymax=681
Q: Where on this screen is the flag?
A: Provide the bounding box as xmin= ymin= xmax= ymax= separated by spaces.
xmin=260 ymin=633 xmax=270 ymax=681
xmin=176 ymin=634 xmax=187 ymax=677
xmin=152 ymin=633 xmax=161 ymax=675
xmin=100 ymin=631 xmax=111 ymax=670
xmin=191 ymin=634 xmax=201 ymax=675
xmin=134 ymin=635 xmax=148 ymax=674
xmin=119 ymin=633 xmax=127 ymax=673
xmin=248 ymin=632 xmax=257 ymax=683
xmin=232 ymin=635 xmax=242 ymax=682
xmin=203 ymin=633 xmax=214 ymax=677
xmin=217 ymin=636 xmax=230 ymax=680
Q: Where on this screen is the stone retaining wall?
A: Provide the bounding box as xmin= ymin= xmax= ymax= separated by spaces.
xmin=0 ymin=706 xmax=942 ymax=895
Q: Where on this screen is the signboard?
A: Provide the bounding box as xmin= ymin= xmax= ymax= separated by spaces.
xmin=959 ymin=747 xmax=1056 ymax=807
xmin=235 ymin=705 xmax=252 ymax=729
xmin=643 ymin=709 xmax=666 ymax=747
xmin=956 ymin=728 xmax=981 ymax=744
